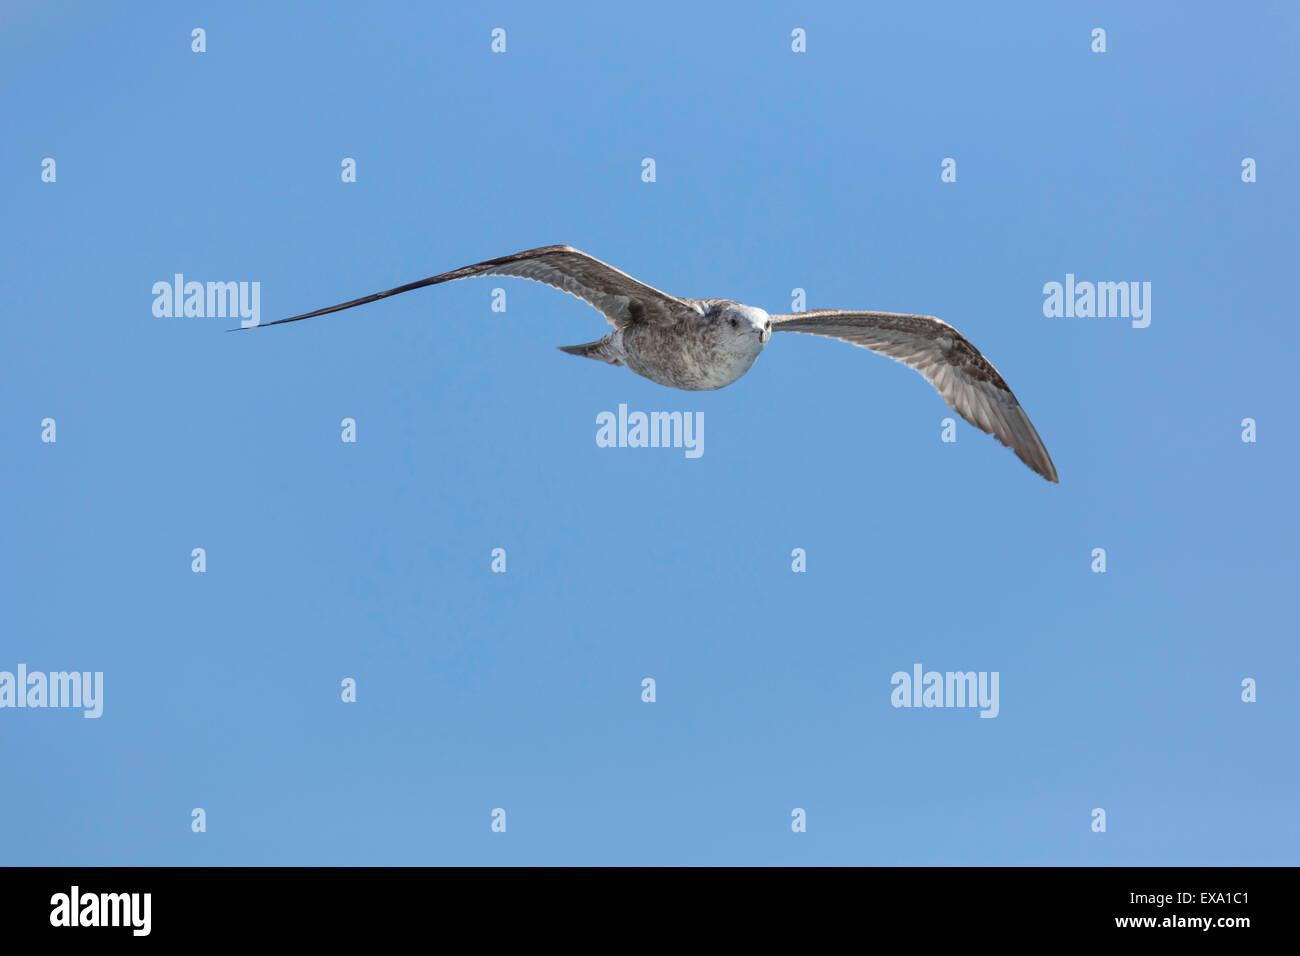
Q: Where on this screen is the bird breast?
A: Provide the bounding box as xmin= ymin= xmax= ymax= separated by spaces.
xmin=617 ymin=320 xmax=764 ymax=391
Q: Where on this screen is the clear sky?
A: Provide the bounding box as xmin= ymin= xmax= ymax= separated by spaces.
xmin=2 ymin=1 xmax=1296 ymax=865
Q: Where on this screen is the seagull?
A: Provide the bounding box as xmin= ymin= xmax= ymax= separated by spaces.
xmin=245 ymin=245 xmax=1058 ymax=482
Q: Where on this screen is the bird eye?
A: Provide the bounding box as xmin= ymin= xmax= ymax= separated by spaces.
xmin=728 ymin=318 xmax=738 ymax=328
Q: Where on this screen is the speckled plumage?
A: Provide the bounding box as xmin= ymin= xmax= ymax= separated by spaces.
xmin=248 ymin=245 xmax=1058 ymax=482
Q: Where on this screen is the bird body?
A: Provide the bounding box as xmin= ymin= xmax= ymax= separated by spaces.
xmin=247 ymin=245 xmax=1058 ymax=482
xmin=564 ymin=300 xmax=770 ymax=391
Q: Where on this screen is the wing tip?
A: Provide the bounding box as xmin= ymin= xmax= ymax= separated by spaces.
xmin=1022 ymin=450 xmax=1059 ymax=483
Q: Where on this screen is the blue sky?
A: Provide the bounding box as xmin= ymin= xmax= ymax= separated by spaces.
xmin=2 ymin=1 xmax=1296 ymax=865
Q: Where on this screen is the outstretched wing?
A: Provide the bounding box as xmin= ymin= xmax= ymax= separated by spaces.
xmin=244 ymin=245 xmax=689 ymax=331
xmin=771 ymin=309 xmax=1058 ymax=482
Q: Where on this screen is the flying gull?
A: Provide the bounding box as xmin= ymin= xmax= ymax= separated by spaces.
xmin=244 ymin=245 xmax=1058 ymax=481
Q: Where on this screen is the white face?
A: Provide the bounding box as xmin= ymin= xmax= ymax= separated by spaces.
xmin=716 ymin=303 xmax=771 ymax=352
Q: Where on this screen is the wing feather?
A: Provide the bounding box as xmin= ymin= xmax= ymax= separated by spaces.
xmin=771 ymin=309 xmax=1058 ymax=482
xmin=247 ymin=245 xmax=688 ymax=330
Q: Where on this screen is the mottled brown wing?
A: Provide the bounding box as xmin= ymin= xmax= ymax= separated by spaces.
xmin=247 ymin=245 xmax=688 ymax=330
xmin=771 ymin=310 xmax=1058 ymax=482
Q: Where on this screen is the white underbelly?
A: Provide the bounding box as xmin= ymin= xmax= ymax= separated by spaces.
xmin=618 ymin=330 xmax=762 ymax=391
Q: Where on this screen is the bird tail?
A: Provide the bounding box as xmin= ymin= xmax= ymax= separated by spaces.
xmin=557 ymin=338 xmax=622 ymax=366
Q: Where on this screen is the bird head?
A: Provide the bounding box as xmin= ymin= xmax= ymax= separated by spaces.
xmin=710 ymin=302 xmax=771 ymax=349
